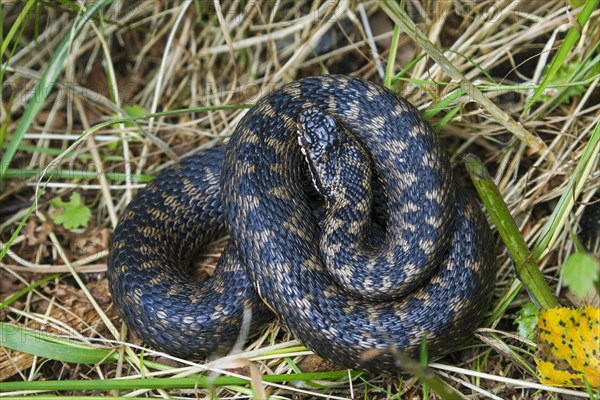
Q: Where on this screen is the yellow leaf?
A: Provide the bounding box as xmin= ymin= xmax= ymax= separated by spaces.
xmin=536 ymin=306 xmax=600 ymax=387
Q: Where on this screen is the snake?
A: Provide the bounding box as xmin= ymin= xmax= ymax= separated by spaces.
xmin=107 ymin=75 xmax=496 ymax=373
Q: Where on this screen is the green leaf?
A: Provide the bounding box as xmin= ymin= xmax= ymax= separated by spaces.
xmin=122 ymin=104 xmax=148 ymax=122
xmin=539 ymin=62 xmax=588 ymax=104
xmin=117 ymin=104 xmax=147 ymax=132
xmin=561 ymin=252 xmax=600 ymax=299
xmin=51 ymin=192 xmax=92 ymax=229
xmin=514 ymin=302 xmax=539 ymax=340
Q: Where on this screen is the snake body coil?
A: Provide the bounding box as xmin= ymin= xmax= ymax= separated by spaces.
xmin=108 ymin=75 xmax=496 ymax=372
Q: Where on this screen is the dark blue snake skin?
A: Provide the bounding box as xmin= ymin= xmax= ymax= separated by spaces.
xmin=108 ymin=75 xmax=496 ymax=372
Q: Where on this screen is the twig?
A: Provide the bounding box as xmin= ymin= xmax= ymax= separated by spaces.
xmin=465 ymin=154 xmax=559 ymax=310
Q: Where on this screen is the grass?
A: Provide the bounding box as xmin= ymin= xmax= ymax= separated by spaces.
xmin=1 ymin=1 xmax=599 ymax=399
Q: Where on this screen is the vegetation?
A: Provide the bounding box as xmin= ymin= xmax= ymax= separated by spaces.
xmin=1 ymin=1 xmax=598 ymax=398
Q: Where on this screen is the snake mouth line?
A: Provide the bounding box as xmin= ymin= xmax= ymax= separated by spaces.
xmin=297 ymin=120 xmax=326 ymax=197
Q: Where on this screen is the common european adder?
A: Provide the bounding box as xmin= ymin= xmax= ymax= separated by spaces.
xmin=107 ymin=75 xmax=496 ymax=373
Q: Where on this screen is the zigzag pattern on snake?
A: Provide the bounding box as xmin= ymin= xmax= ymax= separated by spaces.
xmin=107 ymin=75 xmax=496 ymax=372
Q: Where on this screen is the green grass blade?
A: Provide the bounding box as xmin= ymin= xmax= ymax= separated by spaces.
xmin=522 ymin=0 xmax=599 ymax=116
xmin=532 ymin=119 xmax=600 ymax=259
xmin=0 ymin=0 xmax=113 ymax=180
xmin=485 ymin=280 xmax=525 ymax=327
xmin=0 ymin=370 xmax=356 ymax=391
xmin=0 ymin=274 xmax=60 ymax=310
xmin=423 ymin=88 xmax=463 ymax=120
xmin=0 ymin=322 xmax=118 ymax=364
xmin=384 ymin=24 xmax=402 ymax=88
xmin=0 ymin=0 xmax=36 ymax=56
xmin=433 ymin=105 xmax=461 ymax=133
xmin=392 ymin=54 xmax=426 ymax=79
xmin=0 ymin=193 xmax=40 ymax=263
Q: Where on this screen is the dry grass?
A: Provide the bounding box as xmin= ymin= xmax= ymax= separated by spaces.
xmin=1 ymin=1 xmax=599 ymax=399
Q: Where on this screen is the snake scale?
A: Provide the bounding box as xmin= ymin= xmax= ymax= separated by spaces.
xmin=107 ymin=75 xmax=496 ymax=372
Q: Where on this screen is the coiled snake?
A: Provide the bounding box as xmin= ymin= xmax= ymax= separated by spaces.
xmin=107 ymin=75 xmax=496 ymax=372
